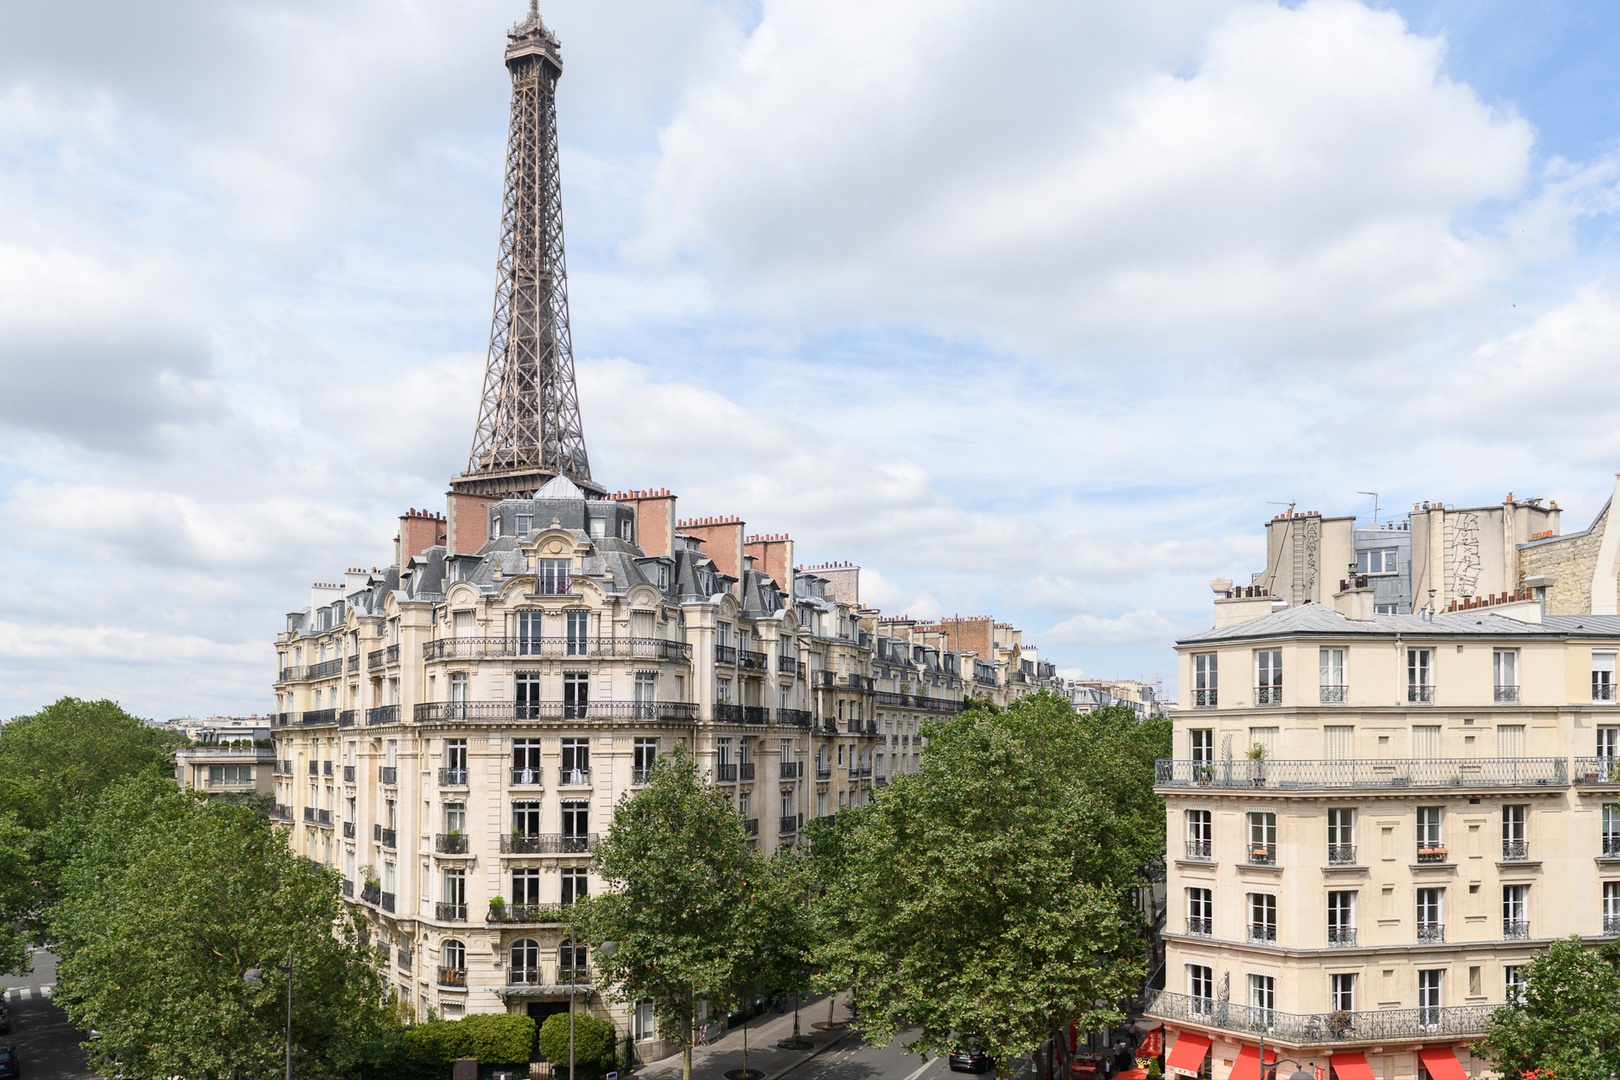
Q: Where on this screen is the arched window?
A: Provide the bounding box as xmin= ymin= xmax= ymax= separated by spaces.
xmin=559 ymin=938 xmax=587 ymax=983
xmin=510 ymin=938 xmax=540 ymax=984
xmin=440 ymin=939 xmax=466 ymax=987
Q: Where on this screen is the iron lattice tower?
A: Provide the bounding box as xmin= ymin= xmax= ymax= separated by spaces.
xmin=455 ymin=2 xmax=601 ymax=499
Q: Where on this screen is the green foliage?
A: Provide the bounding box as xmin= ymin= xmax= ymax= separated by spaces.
xmin=537 ymin=1011 xmax=617 ymax=1071
xmin=1476 ymin=936 xmax=1620 ymax=1078
xmin=49 ymin=775 xmax=393 ymax=1080
xmin=731 ymin=846 xmax=815 ymax=1005
xmin=404 ymin=1012 xmax=537 ymax=1068
xmin=816 ymin=692 xmax=1152 ymax=1070
xmin=0 ymin=813 xmax=31 ymax=975
xmin=0 ymin=697 xmax=172 ymax=832
xmin=576 ymin=745 xmax=756 ymax=1058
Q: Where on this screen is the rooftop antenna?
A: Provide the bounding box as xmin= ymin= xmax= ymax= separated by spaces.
xmin=1358 ymin=491 xmax=1380 ymax=528
xmin=1266 ymin=501 xmax=1297 ymax=516
xmin=528 ymin=0 xmax=539 ymax=20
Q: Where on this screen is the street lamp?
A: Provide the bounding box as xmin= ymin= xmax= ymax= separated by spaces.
xmin=243 ymin=945 xmax=294 ymax=1080
xmin=571 ymin=939 xmax=616 ymax=1080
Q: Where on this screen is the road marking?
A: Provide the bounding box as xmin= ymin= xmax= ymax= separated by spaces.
xmin=41 ymin=983 xmax=53 ymax=997
xmin=902 ymin=1057 xmax=937 ymax=1080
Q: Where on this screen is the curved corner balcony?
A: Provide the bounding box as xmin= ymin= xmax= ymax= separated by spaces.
xmin=423 ymin=636 xmax=691 ymax=662
xmin=1155 ymin=757 xmax=1568 ymax=792
xmin=414 ymin=700 xmax=699 ymax=725
xmin=1144 ymin=989 xmax=1500 ymax=1049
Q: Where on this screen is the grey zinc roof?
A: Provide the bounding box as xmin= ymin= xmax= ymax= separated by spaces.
xmin=1177 ymin=604 xmax=1564 ymax=645
xmin=1539 ymin=615 xmax=1620 ymax=636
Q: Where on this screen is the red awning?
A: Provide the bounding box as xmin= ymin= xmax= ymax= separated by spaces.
xmin=1228 ymin=1043 xmax=1279 ymax=1080
xmin=1329 ymin=1052 xmax=1375 ymax=1080
xmin=1165 ymin=1032 xmax=1212 ymax=1075
xmin=1417 ymin=1047 xmax=1469 ymax=1080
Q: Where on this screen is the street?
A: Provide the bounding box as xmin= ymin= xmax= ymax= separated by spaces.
xmin=1 ymin=950 xmax=93 ymax=1080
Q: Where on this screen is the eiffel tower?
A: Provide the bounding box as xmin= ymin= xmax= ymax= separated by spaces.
xmin=453 ymin=1 xmax=602 ymax=499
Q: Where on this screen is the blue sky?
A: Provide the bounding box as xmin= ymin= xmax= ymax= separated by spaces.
xmin=5 ymin=0 xmax=1620 ymax=719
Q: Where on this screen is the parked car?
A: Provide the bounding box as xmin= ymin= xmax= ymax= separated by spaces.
xmin=949 ymin=1046 xmax=993 ymax=1073
xmin=0 ymin=1044 xmax=20 ymax=1079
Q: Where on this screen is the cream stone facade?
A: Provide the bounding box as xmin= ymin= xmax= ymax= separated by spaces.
xmin=1152 ymin=581 xmax=1620 ymax=1080
xmin=269 ymin=476 xmax=1061 ymax=1054
xmin=175 ymin=742 xmax=277 ymax=797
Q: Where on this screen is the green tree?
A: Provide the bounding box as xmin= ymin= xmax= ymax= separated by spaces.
xmin=576 ymin=745 xmax=755 ymax=1080
xmin=0 ymin=813 xmax=31 ymax=976
xmin=726 ymin=846 xmax=817 ymax=1069
xmin=1476 ymin=936 xmax=1620 ymax=1078
xmin=0 ymin=698 xmax=173 ymax=832
xmin=405 ymin=1013 xmax=538 ymax=1070
xmin=50 ymin=776 xmax=393 ymax=1080
xmin=537 ymin=1011 xmax=617 ymax=1075
xmin=816 ymin=692 xmax=1152 ymax=1074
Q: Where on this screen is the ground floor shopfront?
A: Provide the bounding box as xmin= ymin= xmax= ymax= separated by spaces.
xmin=1162 ymin=1027 xmax=1483 ymax=1080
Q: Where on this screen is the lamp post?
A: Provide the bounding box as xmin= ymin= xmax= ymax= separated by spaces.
xmin=573 ymin=939 xmax=617 ymax=1080
xmin=243 ymin=945 xmax=294 ymax=1080
xmin=1253 ymin=1033 xmax=1314 ymax=1080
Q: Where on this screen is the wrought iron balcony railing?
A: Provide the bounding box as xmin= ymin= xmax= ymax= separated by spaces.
xmin=422 ymin=636 xmax=691 ymax=662
xmin=487 ymin=903 xmax=567 ymax=924
xmin=338 ymin=710 xmax=356 ymax=728
xmin=366 ymin=705 xmax=399 ymax=726
xmin=1319 ymin=685 xmax=1347 ymax=704
xmin=779 ymin=656 xmax=799 ymax=675
xmin=742 ymin=706 xmax=770 ymax=725
xmin=379 ymin=891 xmax=396 ymax=913
xmin=1416 ymin=846 xmax=1449 ymax=864
xmin=1156 ymin=757 xmax=1568 ymax=790
xmin=438 ymin=967 xmax=467 ymax=987
xmin=1144 ymin=989 xmax=1500 ymax=1046
xmin=439 ymin=767 xmax=469 ymax=786
xmin=1408 ymin=684 xmax=1435 ymax=703
xmin=780 ymin=814 xmax=802 ymax=835
xmin=342 ymin=822 xmax=356 ymax=839
xmin=1503 ymin=919 xmax=1531 ymax=941
xmin=1502 ymin=840 xmax=1529 ymax=861
xmin=1605 ymin=914 xmax=1620 ymax=935
xmin=631 ymin=767 xmax=653 ymax=785
xmin=778 ymin=708 xmax=814 ymax=727
xmin=1495 ymin=685 xmax=1520 ymax=703
xmin=739 ymin=762 xmax=756 ymax=781
xmin=303 ymin=710 xmax=337 ymax=727
xmin=715 ymin=763 xmax=738 ymax=782
xmin=377 ymin=827 xmax=396 ymax=848
xmin=436 ymin=833 xmax=469 ymax=854
xmin=500 ymin=833 xmax=598 ymax=855
xmin=436 ymin=903 xmax=468 ymax=922
xmin=511 ymin=767 xmax=543 ymax=786
xmin=1247 ymin=924 xmax=1277 ymax=945
xmin=1574 ymin=757 xmax=1620 ymax=784
xmin=1185 ymin=917 xmax=1212 ymax=937
xmin=715 ymin=645 xmax=737 ymax=665
xmin=360 ymin=883 xmax=381 ymax=905
xmin=343 ymin=765 xmax=356 ymax=782
xmin=1184 ymin=840 xmax=1212 ymax=861
xmin=367 ymin=644 xmax=400 ymax=670
xmin=1254 ymin=686 xmax=1282 ymax=706
xmin=1328 ymin=844 xmax=1357 ymax=865
xmin=413 ymin=701 xmax=699 ymax=724
xmin=780 ymin=761 xmax=803 ymax=780
xmin=1416 ymin=922 xmax=1445 ymax=943
xmin=1327 ymin=926 xmax=1357 ymax=947
xmin=379 ymin=767 xmax=398 ymax=785
xmin=743 ymin=818 xmax=759 ymax=836
xmin=738 ymin=649 xmax=768 ymax=671
xmin=1247 ymin=843 xmax=1277 ymax=866
xmin=1193 ymin=689 xmax=1218 ymax=708
xmin=1595 ymin=681 xmax=1617 ymax=703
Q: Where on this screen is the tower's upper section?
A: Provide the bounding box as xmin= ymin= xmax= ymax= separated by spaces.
xmin=454 ymin=2 xmax=601 ymax=501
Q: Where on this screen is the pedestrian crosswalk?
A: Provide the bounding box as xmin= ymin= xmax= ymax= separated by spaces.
xmin=2 ymin=984 xmax=53 ymax=1001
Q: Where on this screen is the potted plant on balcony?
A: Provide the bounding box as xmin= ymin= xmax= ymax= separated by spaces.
xmin=1246 ymin=743 xmax=1268 ymax=786
xmin=1326 ymin=1009 xmax=1352 ymax=1038
xmin=488 ymin=895 xmax=507 ymax=921
xmin=1418 ymin=846 xmax=1448 ymax=862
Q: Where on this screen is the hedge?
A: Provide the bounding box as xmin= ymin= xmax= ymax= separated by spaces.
xmin=538 ymin=1011 xmax=617 ymax=1072
xmin=402 ymin=1013 xmax=537 ymax=1068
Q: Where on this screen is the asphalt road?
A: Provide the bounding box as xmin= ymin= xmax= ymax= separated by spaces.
xmin=1 ymin=950 xmax=93 ymax=1080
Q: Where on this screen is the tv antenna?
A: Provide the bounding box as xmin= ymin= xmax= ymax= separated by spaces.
xmin=1358 ymin=491 xmax=1380 ymax=527
xmin=1266 ymin=501 xmax=1297 ymax=516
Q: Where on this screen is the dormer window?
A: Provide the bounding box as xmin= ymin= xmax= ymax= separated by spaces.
xmin=516 ymin=514 xmax=533 ymax=538
xmin=657 ymin=563 xmax=670 ymax=589
xmin=537 ymin=559 xmax=570 ymax=595
xmin=490 ymin=515 xmax=502 ymax=539
xmin=589 ymin=516 xmax=605 ymax=539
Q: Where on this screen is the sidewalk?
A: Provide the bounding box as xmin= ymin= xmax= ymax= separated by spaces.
xmin=636 ymin=994 xmax=855 ymax=1080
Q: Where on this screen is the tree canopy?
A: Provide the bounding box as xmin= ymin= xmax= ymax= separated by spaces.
xmin=1476 ymin=936 xmax=1620 ymax=1078
xmin=0 ymin=698 xmax=174 ymax=832
xmin=813 ymin=693 xmax=1163 ymax=1071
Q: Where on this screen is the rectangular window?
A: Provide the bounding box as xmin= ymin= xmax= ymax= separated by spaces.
xmin=633 ymin=1001 xmax=656 ymax=1041
xmin=1327 ymin=891 xmax=1356 ymax=946
xmin=1417 ymin=806 xmax=1444 ymax=860
xmin=1320 ymin=647 xmax=1347 ymax=703
xmin=511 ymin=801 xmax=542 ymax=837
xmin=1417 ymin=887 xmax=1444 ymax=941
xmin=1328 ymin=808 xmax=1355 ymax=864
xmin=1494 ymin=650 xmax=1519 ymax=702
xmin=1323 ymin=725 xmax=1353 ymax=760
xmin=1189 ymin=728 xmax=1214 ymax=762
xmin=1498 ymin=724 xmax=1525 ymax=758
xmin=1604 ymin=883 xmax=1620 ymax=934
xmin=1412 ymin=725 xmax=1441 ymax=759
xmin=717 ymin=678 xmax=732 ymax=705
xmin=1255 ymin=650 xmax=1282 ymax=704
xmin=442 ymin=868 xmax=466 ymax=907
xmin=1248 ymin=893 xmax=1277 ymax=943
xmin=633 ymin=737 xmax=658 ymax=780
xmin=634 ymin=672 xmax=656 ymax=714
xmin=538 ymin=559 xmax=571 ymax=595
xmin=563 ymin=672 xmax=589 ymax=719
xmin=1596 ymin=651 xmax=1617 ymax=703
xmin=565 ymin=611 xmax=589 ymax=656
xmin=1418 ymin=969 xmax=1443 ymax=1025
xmin=1188 ymin=965 xmax=1214 ymax=1014
xmin=1248 ymin=974 xmax=1275 ymax=1024
xmin=561 ymin=800 xmax=589 ymax=843
xmin=515 ymin=514 xmax=532 ymax=537
xmin=1357 ymin=547 xmax=1398 ymax=575
xmin=1503 ymin=884 xmax=1529 ymax=939
xmin=561 ymin=737 xmax=589 ymax=781
xmin=1185 ymin=809 xmax=1212 ymax=859
xmin=1505 ymin=965 xmax=1524 ymax=1003
xmin=561 ymin=866 xmax=589 ymax=905
xmin=511 ymin=868 xmax=542 ymax=905
xmin=1502 ymin=805 xmax=1527 ymax=860
xmin=1408 ymin=648 xmax=1434 ymax=702
xmin=512 ymin=739 xmax=542 ymax=785
xmin=1330 ymin=973 xmax=1355 ymax=1012
xmin=1605 ymin=805 xmax=1620 ymax=858
xmin=1248 ymin=812 xmax=1277 ymax=865
xmin=1186 ymin=887 xmax=1213 ymax=936
xmin=516 ymin=611 xmax=543 ymax=655
xmin=515 ymin=672 xmax=541 ymax=719
xmin=449 ymin=672 xmax=468 ymax=704
xmin=1193 ymin=653 xmax=1217 ymax=707
xmin=445 ymin=737 xmax=467 ymax=773
xmin=1601 ymin=727 xmax=1620 ymax=759
xmin=444 ymin=801 xmax=466 ymax=834
xmin=1375 ymin=602 xmax=1399 ymax=615
xmin=1249 ymin=727 xmax=1279 ymax=759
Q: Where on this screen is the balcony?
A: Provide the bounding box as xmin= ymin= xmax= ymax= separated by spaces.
xmin=1319 ymin=685 xmax=1347 ymax=704
xmin=343 ymin=765 xmax=356 ymax=782
xmin=1605 ymin=836 xmax=1620 ymax=858
xmin=413 ymin=701 xmax=699 ymax=724
xmin=511 ymin=767 xmax=543 ymax=786
xmin=739 ymin=762 xmax=756 ymax=781
xmin=1416 ymin=846 xmax=1448 ymax=864
xmin=742 ymin=706 xmax=770 ymax=725
xmin=488 ymin=903 xmax=568 ymax=924
xmin=1573 ymin=757 xmax=1620 ymax=785
xmin=322 ymin=761 xmax=334 ymax=776
xmin=716 ymin=763 xmax=738 ymax=782
xmin=1503 ymin=919 xmax=1530 ymax=941
xmin=1144 ymin=989 xmax=1500 ymax=1047
xmin=1193 ymin=689 xmax=1218 ymax=708
xmin=376 ymin=827 xmax=397 ymax=849
xmin=780 ymin=761 xmax=803 ymax=780
xmin=348 ymin=655 xmax=358 ymax=673
xmin=779 ymin=814 xmax=801 ymax=835
xmin=777 ymin=708 xmax=813 ymax=727
xmin=360 ymin=883 xmax=381 ymax=905
xmin=1502 ymin=840 xmax=1530 ymax=861
xmin=1328 ymin=844 xmax=1357 ymax=865
xmin=367 ymin=644 xmax=400 ymax=670
xmin=1606 ymin=914 xmax=1620 ymax=936
xmin=309 ymin=658 xmax=343 ymax=680
xmin=379 ymin=767 xmax=398 ymax=785
xmin=338 ymin=710 xmax=356 ymax=728
xmin=1184 ymin=840 xmax=1213 ymax=861
xmin=779 ymin=656 xmax=799 ymax=675
xmin=307 ymin=761 xmax=319 ymax=777
xmin=631 ymin=767 xmax=653 ymax=786
xmin=380 ymin=892 xmax=396 ymax=913
xmin=1186 ymin=917 xmax=1212 ymax=938
xmin=816 ymin=670 xmax=834 ymax=687
xmin=436 ymin=834 xmax=469 ymax=854
xmin=743 ymin=818 xmax=759 ymax=836
xmin=716 ymin=644 xmax=738 ymax=665
xmin=558 ymin=767 xmax=590 ymax=787
xmin=422 ymin=636 xmax=691 ymax=662
xmin=1596 ymin=681 xmax=1617 ymax=703
xmin=715 ymin=704 xmax=743 ymax=724
xmin=1417 ymin=922 xmax=1445 ymax=943
xmin=1247 ymin=924 xmax=1277 ymax=945
xmin=1247 ymin=843 xmax=1277 ymax=866
xmin=1408 ymin=684 xmax=1436 ymax=703
xmin=438 ymin=967 xmax=467 ymax=987
xmin=500 ymin=833 xmax=598 ymax=855
xmin=342 ymin=822 xmax=356 ymax=839
xmin=1494 ymin=685 xmax=1520 ymax=704
xmin=303 ymin=710 xmax=337 ymax=727
xmin=303 ymin=807 xmax=316 ymax=823
xmin=1327 ymin=926 xmax=1357 ymax=947
xmin=365 ymin=705 xmax=399 ymax=726
xmin=1253 ymin=686 xmax=1281 ymax=706
xmin=436 ymin=903 xmax=468 ymax=922
xmin=816 ymin=766 xmax=832 ymax=781
xmin=316 ymin=809 xmax=332 ymax=826
xmin=341 ymin=879 xmax=354 ymax=898
xmin=397 ymin=948 xmax=411 ymax=970
xmin=1155 ymin=757 xmax=1568 ymax=791
xmin=439 ymin=767 xmax=469 ymax=786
